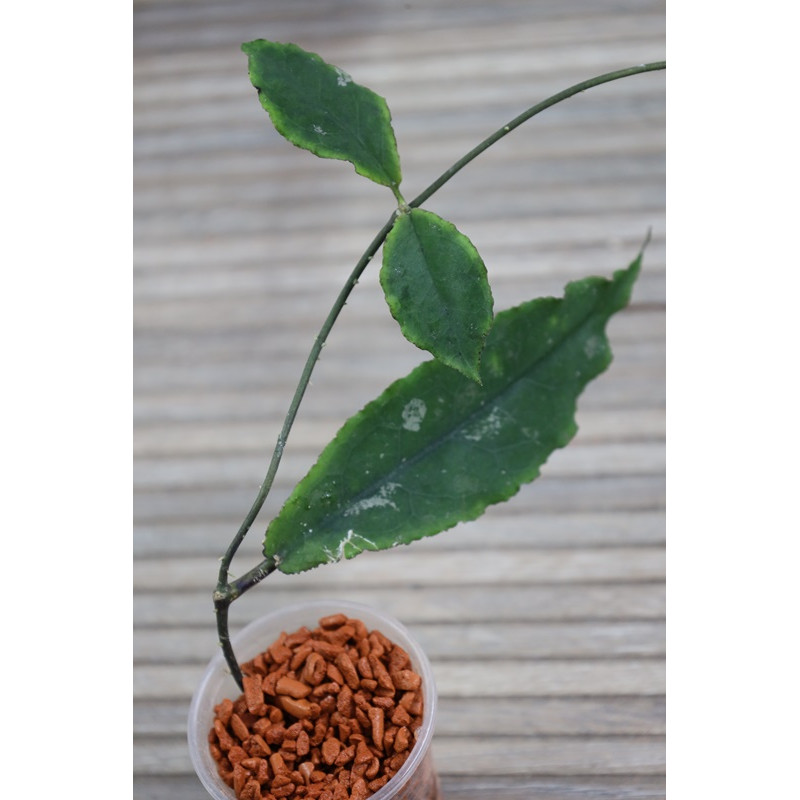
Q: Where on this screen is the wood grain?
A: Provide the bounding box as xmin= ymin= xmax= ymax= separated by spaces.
xmin=133 ymin=0 xmax=665 ymax=797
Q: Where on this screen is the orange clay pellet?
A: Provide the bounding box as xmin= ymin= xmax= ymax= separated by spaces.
xmin=242 ymin=674 xmax=265 ymax=714
xmin=276 ymin=676 xmax=313 ymax=699
xmin=319 ymin=613 xmax=348 ymax=629
xmin=367 ymin=706 xmax=384 ymax=752
xmin=392 ymin=670 xmax=421 ymax=691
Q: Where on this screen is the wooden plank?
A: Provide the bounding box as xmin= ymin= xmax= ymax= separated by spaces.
xmin=135 ymin=620 xmax=665 ymax=663
xmin=133 ymin=373 xmax=664 ymax=426
xmin=131 ymin=442 xmax=664 ymax=492
xmin=133 ymin=509 xmax=664 ymax=557
xmin=134 ymin=658 xmax=663 ymax=702
xmin=133 ymin=547 xmax=665 ymax=591
xmin=135 ymin=694 xmax=664 ymax=737
xmin=134 ymin=7 xmax=664 ymax=71
xmin=437 ymin=775 xmax=666 ymax=800
xmin=132 ymin=337 xmax=664 ymax=388
xmin=133 ymin=326 xmax=661 ymax=376
xmin=133 ymin=259 xmax=664 ymax=312
xmin=434 ymin=696 xmax=665 ymax=737
xmin=133 ymin=309 xmax=664 ymax=361
xmin=133 ymin=0 xmax=665 ymax=54
xmin=135 ymin=151 xmax=664 ymax=201
xmin=135 ymin=185 xmax=665 ymax=243
xmin=132 ymin=356 xmax=663 ymax=402
xmin=132 ymin=256 xmax=664 ymax=301
xmin=132 ymin=474 xmax=665 ymax=524
xmin=434 ymin=735 xmax=666 ymax=776
xmin=134 ymin=111 xmax=665 ymax=172
xmin=133 ymin=733 xmax=665 ymax=776
xmin=133 ymin=408 xmax=664 ymax=458
xmin=134 ymin=212 xmax=662 ymax=270
xmin=133 ymin=774 xmax=666 ymax=800
xmin=433 ymin=659 xmax=665 ymax=697
xmin=133 ymin=167 xmax=666 ymax=215
xmin=135 ymin=69 xmax=663 ymax=131
xmin=134 ymin=584 xmax=665 ymax=627
xmin=132 ymin=301 xmax=663 ymax=346
xmin=134 ymin=52 xmax=664 ymax=113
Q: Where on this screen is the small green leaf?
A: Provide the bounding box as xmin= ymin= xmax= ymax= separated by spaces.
xmin=242 ymin=40 xmax=402 ymax=190
xmin=264 ymin=249 xmax=643 ymax=574
xmin=381 ymin=208 xmax=493 ymax=382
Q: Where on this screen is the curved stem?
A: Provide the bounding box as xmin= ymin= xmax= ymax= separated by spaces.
xmin=214 ymin=60 xmax=666 ymax=683
xmin=213 ymin=213 xmax=399 ymax=687
xmin=410 ymin=61 xmax=665 ymax=209
xmin=214 ymin=557 xmax=278 ymax=690
xmin=213 ymin=596 xmax=241 ymax=688
xmin=215 ymin=212 xmax=398 ymax=585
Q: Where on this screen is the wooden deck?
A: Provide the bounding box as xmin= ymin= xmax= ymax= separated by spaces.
xmin=133 ymin=1 xmax=666 ymax=798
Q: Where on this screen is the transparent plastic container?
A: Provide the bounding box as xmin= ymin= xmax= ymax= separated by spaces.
xmin=188 ymin=599 xmax=440 ymax=800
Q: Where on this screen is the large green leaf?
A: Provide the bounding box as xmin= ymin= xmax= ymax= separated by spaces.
xmin=265 ymin=251 xmax=643 ymax=574
xmin=381 ymin=208 xmax=494 ymax=382
xmin=242 ymin=40 xmax=402 ymax=190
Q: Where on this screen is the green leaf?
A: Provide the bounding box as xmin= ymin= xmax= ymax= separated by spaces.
xmin=381 ymin=208 xmax=493 ymax=382
xmin=242 ymin=40 xmax=402 ymax=190
xmin=265 ymin=250 xmax=643 ymax=574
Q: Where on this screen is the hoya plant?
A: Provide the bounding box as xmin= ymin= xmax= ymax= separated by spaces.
xmin=212 ymin=40 xmax=666 ymax=689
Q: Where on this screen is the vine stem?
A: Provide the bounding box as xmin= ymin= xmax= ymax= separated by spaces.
xmin=409 ymin=61 xmax=666 ymax=208
xmin=214 ymin=59 xmax=666 ymax=688
xmin=213 ymin=214 xmax=397 ymax=689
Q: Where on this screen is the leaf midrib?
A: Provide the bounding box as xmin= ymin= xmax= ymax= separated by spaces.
xmin=406 ymin=211 xmax=472 ymax=350
xmin=267 ymin=79 xmax=395 ymax=185
xmin=312 ymin=292 xmax=606 ymax=533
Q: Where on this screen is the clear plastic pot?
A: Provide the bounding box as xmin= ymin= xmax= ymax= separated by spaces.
xmin=188 ymin=599 xmax=440 ymax=800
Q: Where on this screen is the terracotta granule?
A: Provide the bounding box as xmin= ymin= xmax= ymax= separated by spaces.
xmin=208 ymin=614 xmax=425 ymax=800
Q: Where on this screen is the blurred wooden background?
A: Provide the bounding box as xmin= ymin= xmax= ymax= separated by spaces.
xmin=133 ymin=1 xmax=666 ymax=797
